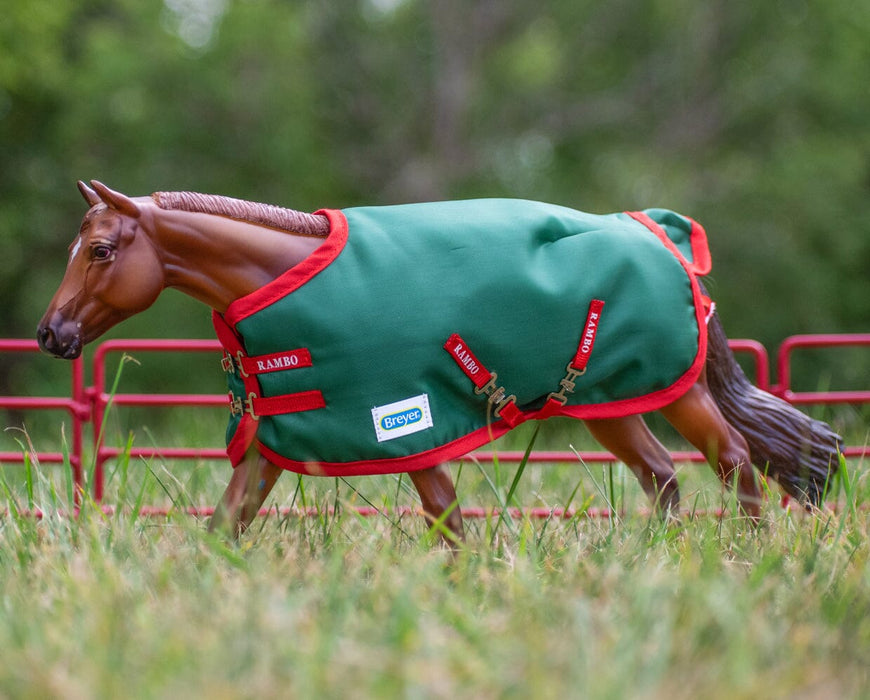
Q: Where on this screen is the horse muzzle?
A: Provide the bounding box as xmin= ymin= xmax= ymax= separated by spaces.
xmin=36 ymin=318 xmax=83 ymax=359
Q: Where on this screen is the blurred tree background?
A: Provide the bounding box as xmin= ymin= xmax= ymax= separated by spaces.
xmin=1 ymin=0 xmax=868 ymax=395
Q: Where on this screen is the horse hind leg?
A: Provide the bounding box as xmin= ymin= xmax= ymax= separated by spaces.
xmin=584 ymin=415 xmax=680 ymax=516
xmin=659 ymin=375 xmax=762 ymax=519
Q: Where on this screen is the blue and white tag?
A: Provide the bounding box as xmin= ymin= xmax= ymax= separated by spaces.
xmin=372 ymin=394 xmax=433 ymax=443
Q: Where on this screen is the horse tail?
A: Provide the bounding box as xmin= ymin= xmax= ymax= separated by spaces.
xmin=702 ymin=291 xmax=842 ymax=507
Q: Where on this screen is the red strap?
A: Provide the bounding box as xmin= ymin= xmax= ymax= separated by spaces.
xmin=237 ymin=390 xmax=325 ymax=419
xmin=444 ymin=333 xmax=493 ymax=389
xmin=444 ymin=333 xmax=523 ymax=426
xmin=571 ymin=299 xmax=605 ymax=371
xmin=252 ymin=390 xmax=325 ymax=417
xmin=497 ymin=400 xmax=523 ymax=427
xmin=238 ymin=348 xmax=312 ymax=375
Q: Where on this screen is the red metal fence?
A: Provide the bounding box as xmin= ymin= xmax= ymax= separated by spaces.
xmin=2 ymin=334 xmax=868 ymax=502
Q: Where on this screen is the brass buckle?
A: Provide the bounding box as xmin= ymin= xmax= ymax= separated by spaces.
xmin=473 ymin=371 xmax=517 ymax=416
xmin=228 ymin=391 xmax=259 ymax=419
xmin=236 ymin=351 xmax=249 ymax=378
xmin=474 ymin=372 xmax=499 ymax=396
xmin=228 ymin=391 xmax=243 ymax=415
xmin=221 ymin=351 xmax=249 ymax=377
xmin=221 ymin=353 xmax=235 ymax=373
xmin=493 ymin=393 xmax=518 ymax=418
xmin=244 ymin=392 xmax=259 ymax=420
xmin=547 ymin=363 xmax=586 ymax=406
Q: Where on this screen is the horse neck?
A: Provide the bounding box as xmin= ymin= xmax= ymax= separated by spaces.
xmin=144 ymin=204 xmax=327 ymax=312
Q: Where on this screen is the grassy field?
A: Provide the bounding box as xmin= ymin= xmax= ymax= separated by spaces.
xmin=0 ymin=418 xmax=867 ymax=700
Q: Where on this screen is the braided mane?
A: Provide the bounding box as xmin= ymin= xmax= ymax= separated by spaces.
xmin=151 ymin=191 xmax=330 ymax=237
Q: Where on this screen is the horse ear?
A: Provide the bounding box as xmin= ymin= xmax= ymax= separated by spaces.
xmin=89 ymin=180 xmax=141 ymax=218
xmin=77 ymin=180 xmax=101 ymax=207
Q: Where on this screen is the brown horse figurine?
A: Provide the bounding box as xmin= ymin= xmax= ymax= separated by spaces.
xmin=38 ymin=181 xmax=841 ymax=543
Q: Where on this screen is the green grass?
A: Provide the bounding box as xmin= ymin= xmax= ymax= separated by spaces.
xmin=1 ymin=352 xmax=868 ymax=697
xmin=0 ymin=431 xmax=867 ymax=698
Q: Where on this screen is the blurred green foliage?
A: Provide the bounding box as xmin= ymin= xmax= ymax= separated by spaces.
xmin=2 ymin=0 xmax=868 ymax=393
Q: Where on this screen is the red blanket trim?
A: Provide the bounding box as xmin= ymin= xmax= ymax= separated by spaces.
xmin=688 ymin=217 xmax=712 ymax=276
xmin=223 ymin=209 xmax=348 ymax=326
xmin=212 ymin=311 xmax=259 ymax=465
xmin=626 ymin=210 xmax=711 ymax=276
xmin=254 ymin=421 xmax=516 ymax=476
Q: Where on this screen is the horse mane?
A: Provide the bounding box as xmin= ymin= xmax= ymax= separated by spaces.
xmin=151 ymin=190 xmax=330 ymax=237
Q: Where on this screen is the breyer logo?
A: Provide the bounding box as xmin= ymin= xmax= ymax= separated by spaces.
xmin=372 ymin=394 xmax=433 ymax=443
xmin=380 ymin=406 xmax=423 ymax=431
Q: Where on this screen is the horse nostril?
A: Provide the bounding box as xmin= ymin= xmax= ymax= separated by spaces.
xmin=37 ymin=325 xmax=58 ymax=354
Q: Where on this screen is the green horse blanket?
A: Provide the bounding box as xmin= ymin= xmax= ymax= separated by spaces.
xmin=213 ymin=199 xmax=712 ymax=476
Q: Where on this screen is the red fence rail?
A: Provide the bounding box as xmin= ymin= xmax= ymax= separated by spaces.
xmin=0 ymin=340 xmax=87 ymax=489
xmin=2 ymin=334 xmax=868 ymax=502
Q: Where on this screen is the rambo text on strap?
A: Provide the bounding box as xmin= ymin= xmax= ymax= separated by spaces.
xmin=221 ymin=347 xmax=312 ymax=376
xmin=547 ymin=299 xmax=605 ymax=407
xmin=444 ymin=333 xmax=522 ymax=426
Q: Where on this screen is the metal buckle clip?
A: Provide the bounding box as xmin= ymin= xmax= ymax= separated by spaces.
xmin=236 ymin=351 xmax=249 ymax=377
xmin=221 ymin=351 xmax=249 ymax=377
xmin=228 ymin=391 xmax=260 ymax=420
xmin=492 ymin=392 xmax=518 ymax=418
xmin=547 ymin=363 xmax=586 ymax=406
xmin=221 ymin=353 xmax=235 ymax=373
xmin=474 ymin=372 xmax=499 ymax=396
xmin=244 ymin=392 xmax=259 ymax=420
xmin=472 ymin=371 xmax=517 ymax=417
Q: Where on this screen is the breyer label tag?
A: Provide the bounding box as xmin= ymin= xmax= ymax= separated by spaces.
xmin=371 ymin=394 xmax=433 ymax=443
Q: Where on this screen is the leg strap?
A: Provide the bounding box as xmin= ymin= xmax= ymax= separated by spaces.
xmin=444 ymin=333 xmax=522 ymax=426
xmin=544 ymin=299 xmax=605 ymax=413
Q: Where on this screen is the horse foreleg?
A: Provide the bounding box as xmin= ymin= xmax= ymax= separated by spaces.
xmin=408 ymin=463 xmax=465 ymax=547
xmin=584 ymin=415 xmax=680 ymax=516
xmin=660 ymin=375 xmax=762 ymax=519
xmin=209 ymin=446 xmax=283 ymax=538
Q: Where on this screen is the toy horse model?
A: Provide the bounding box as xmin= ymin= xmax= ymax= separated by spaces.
xmin=38 ymin=181 xmax=841 ymax=542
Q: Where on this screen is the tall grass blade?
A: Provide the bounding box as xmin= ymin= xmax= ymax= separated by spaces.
xmin=491 ymin=424 xmax=539 ymax=545
xmin=572 ymin=446 xmax=619 ymax=525
xmin=60 ymin=423 xmax=76 ymax=510
xmin=91 ymin=353 xmax=139 ymax=490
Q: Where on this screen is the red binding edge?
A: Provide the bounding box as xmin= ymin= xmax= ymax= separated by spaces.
xmin=626 ymin=211 xmax=711 ymax=276
xmin=212 ymin=312 xmax=325 ymax=465
xmin=223 ymin=209 xmax=349 ymax=326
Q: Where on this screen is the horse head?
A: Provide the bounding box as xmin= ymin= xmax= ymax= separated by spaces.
xmin=37 ymin=181 xmax=165 ymax=359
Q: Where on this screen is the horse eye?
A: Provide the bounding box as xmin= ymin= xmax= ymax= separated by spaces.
xmin=92 ymin=245 xmax=114 ymax=261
